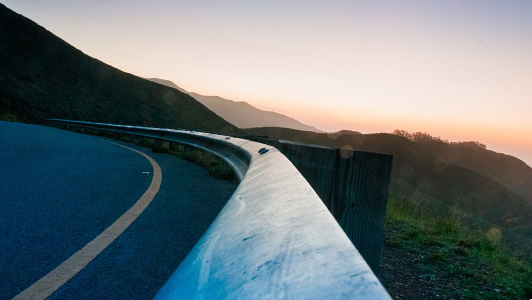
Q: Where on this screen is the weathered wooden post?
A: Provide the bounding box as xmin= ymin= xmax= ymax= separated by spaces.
xmin=331 ymin=149 xmax=392 ymax=275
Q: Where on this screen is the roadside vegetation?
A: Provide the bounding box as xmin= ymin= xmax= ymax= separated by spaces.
xmin=167 ymin=145 xmax=238 ymax=182
xmin=1 ymin=112 xmax=18 ymax=122
xmin=70 ymin=127 xmax=238 ymax=182
xmin=381 ymin=195 xmax=532 ymax=299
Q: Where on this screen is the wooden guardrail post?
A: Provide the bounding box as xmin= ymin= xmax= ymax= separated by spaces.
xmin=331 ymin=149 xmax=393 ymax=275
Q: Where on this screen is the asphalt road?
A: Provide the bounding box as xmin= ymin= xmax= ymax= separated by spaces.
xmin=0 ymin=121 xmax=237 ymax=299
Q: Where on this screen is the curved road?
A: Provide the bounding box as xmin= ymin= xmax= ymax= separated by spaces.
xmin=0 ymin=121 xmax=237 ymax=299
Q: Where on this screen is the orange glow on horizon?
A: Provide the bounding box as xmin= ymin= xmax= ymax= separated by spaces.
xmin=252 ymin=101 xmax=532 ymax=161
xmin=5 ymin=0 xmax=529 ymax=166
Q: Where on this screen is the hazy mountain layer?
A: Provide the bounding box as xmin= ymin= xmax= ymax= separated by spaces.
xmin=147 ymin=78 xmax=324 ymax=133
xmin=0 ymin=4 xmax=237 ymax=134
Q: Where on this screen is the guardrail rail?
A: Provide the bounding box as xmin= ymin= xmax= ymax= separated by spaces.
xmin=48 ymin=119 xmax=391 ymax=300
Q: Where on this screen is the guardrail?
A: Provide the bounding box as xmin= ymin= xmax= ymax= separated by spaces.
xmin=48 ymin=119 xmax=391 ymax=299
xmin=249 ymin=138 xmax=393 ymax=274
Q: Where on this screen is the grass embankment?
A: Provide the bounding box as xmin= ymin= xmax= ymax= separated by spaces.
xmin=381 ymin=196 xmax=532 ymax=299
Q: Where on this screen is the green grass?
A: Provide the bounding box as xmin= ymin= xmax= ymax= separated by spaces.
xmin=137 ymin=137 xmax=155 ymax=148
xmin=1 ymin=112 xmax=18 ymax=122
xmin=168 ymin=145 xmax=238 ymax=182
xmin=384 ymin=195 xmax=532 ymax=299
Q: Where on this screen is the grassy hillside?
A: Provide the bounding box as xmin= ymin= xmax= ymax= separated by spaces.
xmin=0 ymin=4 xmax=237 ymax=134
xmin=147 ymin=78 xmax=324 ymax=132
xmin=245 ymin=127 xmax=532 ymax=255
xmin=381 ymin=195 xmax=532 ymax=299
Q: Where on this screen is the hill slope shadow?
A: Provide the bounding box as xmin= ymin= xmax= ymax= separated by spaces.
xmin=0 ymin=4 xmax=237 ymax=134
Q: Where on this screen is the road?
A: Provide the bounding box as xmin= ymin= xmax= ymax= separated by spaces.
xmin=0 ymin=121 xmax=237 ymax=299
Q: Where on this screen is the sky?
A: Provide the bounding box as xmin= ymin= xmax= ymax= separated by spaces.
xmin=3 ymin=0 xmax=532 ymax=166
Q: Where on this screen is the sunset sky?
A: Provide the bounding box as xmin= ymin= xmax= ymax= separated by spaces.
xmin=4 ymin=1 xmax=532 ymax=166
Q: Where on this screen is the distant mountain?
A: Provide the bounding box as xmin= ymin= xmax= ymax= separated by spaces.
xmin=147 ymin=78 xmax=324 ymax=133
xmin=334 ymin=129 xmax=362 ymax=135
xmin=0 ymin=4 xmax=237 ymax=134
xmin=244 ymin=127 xmax=532 ymax=242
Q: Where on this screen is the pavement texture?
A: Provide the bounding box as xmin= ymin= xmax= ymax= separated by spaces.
xmin=0 ymin=121 xmax=237 ymax=299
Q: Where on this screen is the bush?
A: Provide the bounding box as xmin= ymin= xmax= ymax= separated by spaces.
xmin=1 ymin=113 xmax=18 ymax=122
xmin=207 ymin=159 xmax=238 ymax=181
xmin=151 ymin=140 xmax=169 ymax=153
xmin=136 ymin=137 xmax=154 ymax=148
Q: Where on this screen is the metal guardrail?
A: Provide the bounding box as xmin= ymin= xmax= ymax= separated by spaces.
xmin=250 ymin=137 xmax=393 ymax=275
xmin=48 ymin=119 xmax=391 ymax=300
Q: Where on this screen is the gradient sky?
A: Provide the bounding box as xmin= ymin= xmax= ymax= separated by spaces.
xmin=4 ymin=1 xmax=532 ymax=166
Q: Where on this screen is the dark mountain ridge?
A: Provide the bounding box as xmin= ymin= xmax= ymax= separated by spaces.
xmin=0 ymin=4 xmax=237 ymax=134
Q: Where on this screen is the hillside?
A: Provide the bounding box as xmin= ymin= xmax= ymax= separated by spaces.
xmin=381 ymin=195 xmax=532 ymax=299
xmin=0 ymin=4 xmax=237 ymax=134
xmin=436 ymin=144 xmax=532 ymax=205
xmin=245 ymin=127 xmax=532 ymax=247
xmin=147 ymin=78 xmax=324 ymax=133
